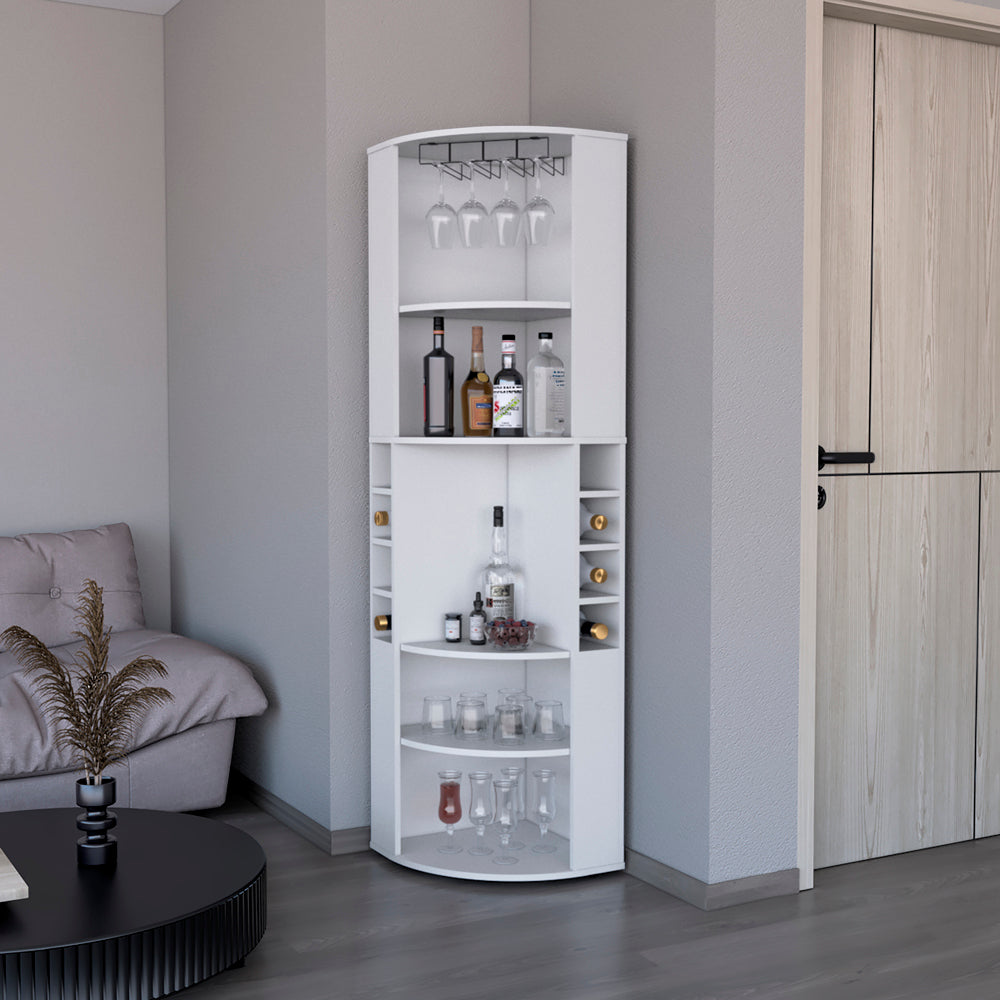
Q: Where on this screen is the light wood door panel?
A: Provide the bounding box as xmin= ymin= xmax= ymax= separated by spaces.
xmin=978 ymin=472 xmax=1000 ymax=837
xmin=816 ymin=474 xmax=979 ymax=868
xmin=820 ymin=17 xmax=874 ymax=467
xmin=871 ymin=27 xmax=1000 ymax=473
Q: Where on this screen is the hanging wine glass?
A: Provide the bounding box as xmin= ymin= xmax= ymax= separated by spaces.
xmin=521 ymin=157 xmax=556 ymax=247
xmin=531 ymin=768 xmax=558 ymax=854
xmin=490 ymin=159 xmax=521 ymax=248
xmin=437 ymin=770 xmax=463 ymax=854
xmin=457 ymin=165 xmax=489 ymax=249
xmin=493 ymin=778 xmax=519 ymax=865
xmin=467 ymin=771 xmax=494 ymax=856
xmin=425 ymin=163 xmax=457 ymax=249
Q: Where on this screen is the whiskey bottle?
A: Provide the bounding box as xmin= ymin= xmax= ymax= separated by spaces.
xmin=492 ymin=335 xmax=524 ymax=437
xmin=483 ymin=506 xmax=515 ymax=619
xmin=423 ymin=316 xmax=454 ymax=437
xmin=526 ymin=332 xmax=567 ymax=437
xmin=461 ymin=326 xmax=493 ymax=436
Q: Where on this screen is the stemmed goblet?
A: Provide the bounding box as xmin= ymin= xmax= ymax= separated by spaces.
xmin=490 ymin=159 xmax=520 ymax=247
xmin=436 ymin=770 xmax=463 ymax=854
xmin=493 ymin=778 xmax=519 ymax=865
xmin=532 ymin=768 xmax=558 ymax=854
xmin=521 ymin=157 xmax=556 ymax=247
xmin=425 ymin=163 xmax=457 ymax=249
xmin=467 ymin=771 xmax=494 ymax=856
xmin=457 ymin=166 xmax=489 ymax=249
xmin=500 ymin=765 xmax=526 ymax=850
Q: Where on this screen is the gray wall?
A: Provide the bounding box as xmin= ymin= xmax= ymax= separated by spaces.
xmin=165 ymin=0 xmax=331 ymax=825
xmin=0 ymin=0 xmax=170 ymax=629
xmin=532 ymin=0 xmax=803 ymax=884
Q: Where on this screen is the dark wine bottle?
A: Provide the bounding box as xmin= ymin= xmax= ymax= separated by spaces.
xmin=423 ymin=316 xmax=454 ymax=436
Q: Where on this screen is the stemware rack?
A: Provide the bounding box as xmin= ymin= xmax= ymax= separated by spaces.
xmin=419 ymin=136 xmax=565 ymax=181
xmin=368 ymin=125 xmax=626 ymax=882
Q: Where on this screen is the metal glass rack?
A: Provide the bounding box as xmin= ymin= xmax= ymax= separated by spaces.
xmin=418 ymin=136 xmax=565 ymax=181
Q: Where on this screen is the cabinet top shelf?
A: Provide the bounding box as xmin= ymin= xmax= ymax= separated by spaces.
xmin=369 ymin=125 xmax=628 ymax=157
xmin=400 ymin=301 xmax=571 ymax=321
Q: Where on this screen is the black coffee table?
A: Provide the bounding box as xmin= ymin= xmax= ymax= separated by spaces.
xmin=0 ymin=808 xmax=266 ymax=999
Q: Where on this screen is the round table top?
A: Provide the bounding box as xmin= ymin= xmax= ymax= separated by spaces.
xmin=0 ymin=808 xmax=266 ymax=953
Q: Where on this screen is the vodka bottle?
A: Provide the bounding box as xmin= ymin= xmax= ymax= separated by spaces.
xmin=526 ymin=331 xmax=566 ymax=437
xmin=483 ymin=506 xmax=515 ymax=620
xmin=492 ymin=335 xmax=524 ymax=437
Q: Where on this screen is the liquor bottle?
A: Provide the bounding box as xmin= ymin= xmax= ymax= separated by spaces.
xmin=461 ymin=326 xmax=493 ymax=436
xmin=580 ymin=619 xmax=609 ymax=641
xmin=526 ymin=331 xmax=567 ymax=437
xmin=423 ymin=316 xmax=454 ymax=437
xmin=581 ymin=510 xmax=609 ymax=534
xmin=580 ymin=556 xmax=608 ymax=586
xmin=492 ymin=335 xmax=524 ymax=437
xmin=373 ymin=614 xmax=391 ymax=632
xmin=469 ymin=591 xmax=487 ymax=645
xmin=483 ymin=506 xmax=515 ymax=619
xmin=373 ymin=510 xmax=389 ymax=527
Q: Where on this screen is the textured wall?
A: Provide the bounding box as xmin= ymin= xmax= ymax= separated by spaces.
xmin=532 ymin=0 xmax=803 ymax=884
xmin=324 ymin=0 xmax=531 ymax=827
xmin=0 ymin=0 xmax=170 ymax=628
xmin=165 ymin=0 xmax=331 ymax=825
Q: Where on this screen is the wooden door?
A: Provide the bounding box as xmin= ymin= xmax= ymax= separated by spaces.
xmin=817 ymin=19 xmax=1000 ymax=868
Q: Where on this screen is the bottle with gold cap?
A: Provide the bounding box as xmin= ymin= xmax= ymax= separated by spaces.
xmin=373 ymin=510 xmax=389 ymax=527
xmin=373 ymin=614 xmax=392 ymax=632
xmin=580 ymin=618 xmax=609 ymax=641
xmin=580 ymin=558 xmax=608 ymax=587
xmin=580 ymin=510 xmax=609 ymax=535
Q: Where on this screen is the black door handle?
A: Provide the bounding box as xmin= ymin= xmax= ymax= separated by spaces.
xmin=818 ymin=446 xmax=875 ymax=471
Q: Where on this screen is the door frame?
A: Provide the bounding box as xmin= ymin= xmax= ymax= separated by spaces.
xmin=800 ymin=0 xmax=1000 ymax=891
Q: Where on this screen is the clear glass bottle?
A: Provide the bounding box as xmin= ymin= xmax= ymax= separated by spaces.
xmin=483 ymin=505 xmax=515 ymax=620
xmin=461 ymin=326 xmax=493 ymax=436
xmin=526 ymin=331 xmax=566 ymax=437
xmin=423 ymin=316 xmax=454 ymax=437
xmin=492 ymin=335 xmax=524 ymax=437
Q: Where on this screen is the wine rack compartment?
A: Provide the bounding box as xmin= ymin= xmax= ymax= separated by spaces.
xmin=369 ymin=126 xmax=626 ymax=882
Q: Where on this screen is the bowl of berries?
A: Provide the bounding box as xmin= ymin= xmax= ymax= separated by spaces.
xmin=486 ymin=618 xmax=536 ymax=650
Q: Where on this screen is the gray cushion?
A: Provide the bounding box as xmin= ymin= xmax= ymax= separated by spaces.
xmin=0 ymin=523 xmax=145 ymax=652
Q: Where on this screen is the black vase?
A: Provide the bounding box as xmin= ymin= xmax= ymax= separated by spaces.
xmin=76 ymin=776 xmax=117 ymax=867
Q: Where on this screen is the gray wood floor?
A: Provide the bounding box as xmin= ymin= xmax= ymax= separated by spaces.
xmin=182 ymin=797 xmax=1000 ymax=1000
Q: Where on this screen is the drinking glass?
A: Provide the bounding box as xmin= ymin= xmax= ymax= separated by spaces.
xmin=500 ymin=765 xmax=525 ymax=850
xmin=454 ymin=698 xmax=488 ymax=741
xmin=467 ymin=771 xmax=494 ymax=856
xmin=506 ymin=692 xmax=534 ymax=734
xmin=521 ymin=157 xmax=555 ymax=247
xmin=422 ymin=695 xmax=453 ymax=737
xmin=493 ymin=703 xmax=525 ymax=746
xmin=532 ymin=768 xmax=558 ymax=854
xmin=532 ymin=700 xmax=566 ymax=741
xmin=457 ymin=168 xmax=489 ymax=249
xmin=492 ymin=778 xmax=519 ymax=865
xmin=490 ymin=160 xmax=521 ymax=247
xmin=425 ymin=163 xmax=457 ymax=249
xmin=437 ymin=770 xmax=463 ymax=854
xmin=460 ymin=690 xmax=488 ymax=713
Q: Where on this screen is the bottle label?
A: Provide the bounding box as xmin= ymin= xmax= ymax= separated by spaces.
xmin=470 ymin=614 xmax=485 ymax=643
xmin=470 ymin=394 xmax=492 ymax=430
xmin=532 ymin=367 xmax=566 ymax=431
xmin=487 ymin=583 xmax=514 ymax=620
xmin=493 ymin=385 xmax=523 ymax=429
xmin=445 ymin=616 xmax=461 ymax=642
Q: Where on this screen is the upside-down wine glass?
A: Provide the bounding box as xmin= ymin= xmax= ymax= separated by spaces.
xmin=467 ymin=771 xmax=494 ymax=856
xmin=425 ymin=163 xmax=457 ymax=249
xmin=532 ymin=768 xmax=558 ymax=854
xmin=521 ymin=157 xmax=555 ymax=247
xmin=457 ymin=165 xmax=489 ymax=249
xmin=490 ymin=159 xmax=521 ymax=247
xmin=437 ymin=770 xmax=463 ymax=854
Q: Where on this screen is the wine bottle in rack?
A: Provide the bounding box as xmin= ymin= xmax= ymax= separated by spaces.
xmin=581 ymin=510 xmax=609 ymax=534
xmin=483 ymin=506 xmax=515 ymax=619
xmin=461 ymin=326 xmax=493 ymax=436
xmin=492 ymin=335 xmax=524 ymax=437
xmin=580 ymin=618 xmax=609 ymax=641
xmin=526 ymin=332 xmax=567 ymax=437
xmin=373 ymin=614 xmax=392 ymax=632
xmin=580 ymin=559 xmax=608 ymax=585
xmin=373 ymin=510 xmax=389 ymax=527
xmin=423 ymin=316 xmax=454 ymax=437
